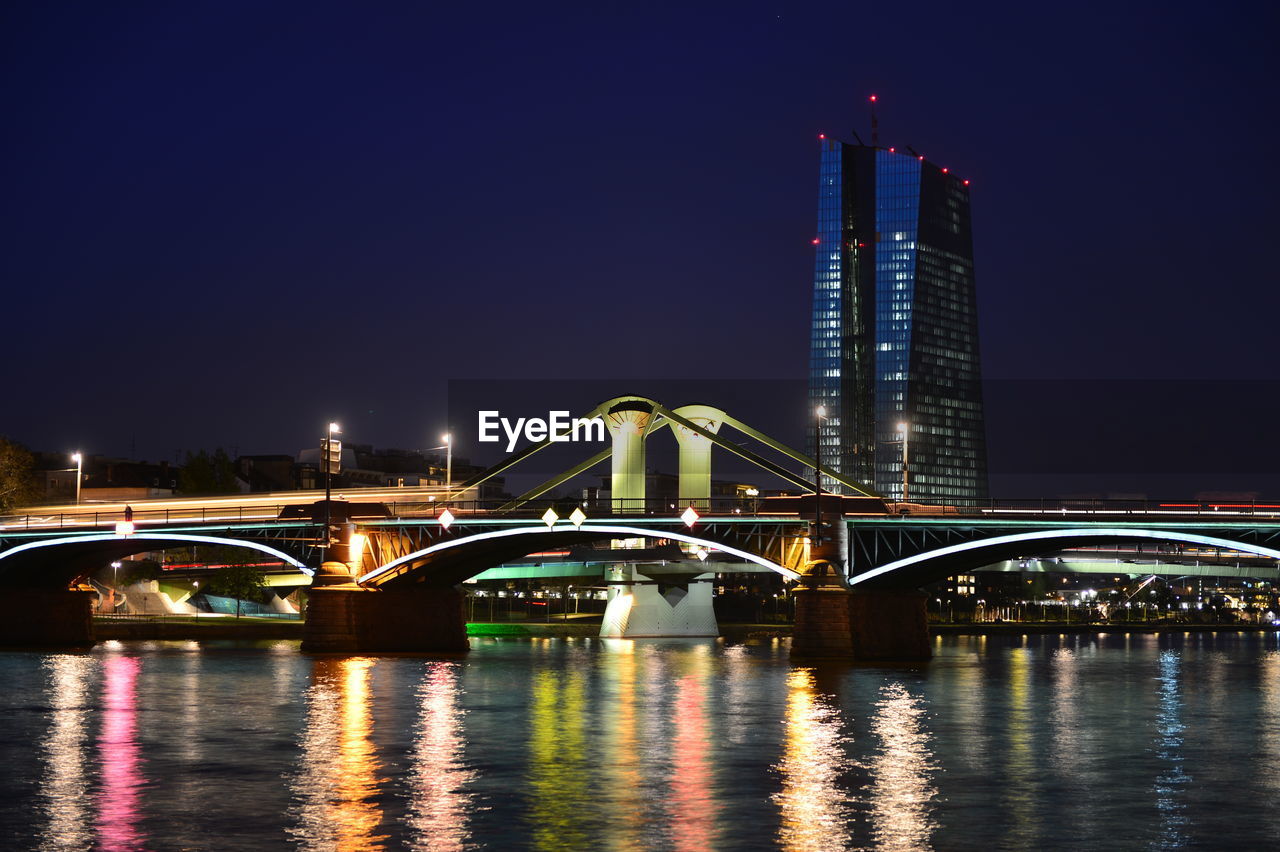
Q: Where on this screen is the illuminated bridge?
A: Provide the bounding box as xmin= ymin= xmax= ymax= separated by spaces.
xmin=2 ymin=396 xmax=1279 ymax=659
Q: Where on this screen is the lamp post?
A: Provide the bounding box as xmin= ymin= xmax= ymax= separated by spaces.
xmin=814 ymin=405 xmax=826 ymax=545
xmin=896 ymin=421 xmax=910 ymax=502
xmin=324 ymin=422 xmax=340 ymax=560
xmin=71 ymin=452 xmax=82 ymax=505
xmin=443 ymin=432 xmax=452 ymax=499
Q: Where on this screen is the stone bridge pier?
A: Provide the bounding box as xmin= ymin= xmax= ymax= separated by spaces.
xmin=0 ymin=588 xmax=95 ymax=647
xmin=301 ymin=521 xmax=469 ymax=653
xmin=791 ymin=520 xmax=930 ymax=661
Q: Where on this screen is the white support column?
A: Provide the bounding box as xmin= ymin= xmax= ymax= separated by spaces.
xmin=671 ymin=408 xmax=723 ymax=510
xmin=600 ymin=564 xmax=718 ymax=638
xmin=605 ymin=405 xmax=652 ymax=513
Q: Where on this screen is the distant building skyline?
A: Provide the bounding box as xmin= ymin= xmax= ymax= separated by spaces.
xmin=808 ymin=138 xmax=988 ymax=502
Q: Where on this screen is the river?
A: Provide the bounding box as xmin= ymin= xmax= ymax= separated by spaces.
xmin=1 ymin=633 xmax=1278 ymax=850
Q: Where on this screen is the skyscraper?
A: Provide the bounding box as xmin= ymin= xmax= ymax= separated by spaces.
xmin=808 ymin=138 xmax=988 ymax=502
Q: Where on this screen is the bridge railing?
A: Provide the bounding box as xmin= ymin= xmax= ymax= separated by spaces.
xmin=0 ymin=496 xmax=774 ymax=532
xmin=3 ymin=495 xmax=1279 ymax=532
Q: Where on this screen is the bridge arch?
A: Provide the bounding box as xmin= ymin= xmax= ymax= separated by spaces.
xmin=848 ymin=527 xmax=1280 ymax=589
xmin=358 ymin=524 xmax=800 ymax=587
xmin=0 ymin=533 xmax=311 ymax=589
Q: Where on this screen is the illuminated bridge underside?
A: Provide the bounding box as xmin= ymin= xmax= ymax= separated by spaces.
xmin=983 ymin=558 xmax=1280 ymax=580
xmin=359 ymin=524 xmax=800 ymax=588
xmin=0 ymin=531 xmax=312 ymax=590
xmin=848 ymin=526 xmax=1280 ymax=589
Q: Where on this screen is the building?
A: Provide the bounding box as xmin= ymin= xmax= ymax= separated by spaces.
xmin=35 ymin=454 xmax=180 ymax=502
xmin=808 ymin=137 xmax=988 ymax=502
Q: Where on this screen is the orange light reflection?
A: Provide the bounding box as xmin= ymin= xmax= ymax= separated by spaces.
xmin=290 ymin=657 xmax=387 ymax=850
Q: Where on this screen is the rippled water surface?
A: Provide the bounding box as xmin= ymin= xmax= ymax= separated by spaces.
xmin=2 ymin=633 xmax=1279 ymax=850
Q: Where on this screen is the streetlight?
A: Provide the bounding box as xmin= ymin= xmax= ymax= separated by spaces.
xmin=71 ymin=452 xmax=82 ymax=505
xmin=814 ymin=405 xmax=827 ymax=545
xmin=324 ymin=422 xmax=340 ymax=560
xmin=442 ymin=432 xmax=452 ymax=499
xmin=896 ymin=421 xmax=910 ymax=502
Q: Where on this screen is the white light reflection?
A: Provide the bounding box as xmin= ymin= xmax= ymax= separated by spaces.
xmin=774 ymin=668 xmax=852 ymax=851
xmin=868 ymin=682 xmax=937 ymax=851
xmin=1261 ymin=652 xmax=1280 ymax=798
xmin=407 ymin=662 xmax=474 ymax=851
xmin=1153 ymin=649 xmax=1191 ymax=847
xmin=38 ymin=655 xmax=94 ymax=851
xmin=1050 ymin=647 xmax=1081 ymax=774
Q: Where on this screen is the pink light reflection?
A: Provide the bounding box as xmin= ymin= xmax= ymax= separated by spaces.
xmin=96 ymin=655 xmax=143 ymax=851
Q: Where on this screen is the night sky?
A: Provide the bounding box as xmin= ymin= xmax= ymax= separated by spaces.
xmin=4 ymin=1 xmax=1277 ymax=496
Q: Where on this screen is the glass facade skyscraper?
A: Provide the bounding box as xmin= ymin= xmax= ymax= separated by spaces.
xmin=808 ymin=140 xmax=988 ymax=502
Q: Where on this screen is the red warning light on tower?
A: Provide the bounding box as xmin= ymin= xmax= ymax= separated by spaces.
xmin=811 ymin=238 xmax=820 ymax=245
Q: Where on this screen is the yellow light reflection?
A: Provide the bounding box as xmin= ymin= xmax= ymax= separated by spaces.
xmin=868 ymin=682 xmax=937 ymax=850
xmin=407 ymin=662 xmax=474 ymax=851
xmin=529 ymin=670 xmax=588 ymax=850
xmin=39 ymin=655 xmax=94 ymax=851
xmin=290 ymin=657 xmax=386 ymax=850
xmin=774 ymin=668 xmax=852 ymax=852
xmin=1002 ymin=648 xmax=1036 ymax=846
xmin=600 ymin=639 xmax=644 ymax=849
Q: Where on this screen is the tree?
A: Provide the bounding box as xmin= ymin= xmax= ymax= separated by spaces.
xmin=206 ymin=563 xmax=267 ymax=618
xmin=180 ymin=448 xmax=240 ymax=495
xmin=119 ymin=559 xmax=161 ymax=586
xmin=0 ymin=437 xmax=39 ymax=511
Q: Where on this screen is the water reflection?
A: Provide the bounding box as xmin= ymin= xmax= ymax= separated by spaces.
xmin=868 ymin=682 xmax=937 ymax=850
xmin=600 ymin=640 xmax=645 ymax=850
xmin=774 ymin=668 xmax=852 ymax=852
xmin=1153 ymin=649 xmax=1191 ymax=847
xmin=290 ymin=657 xmax=387 ymax=850
xmin=669 ymin=645 xmax=717 ymax=851
xmin=96 ymin=654 xmax=144 ymax=851
xmin=1261 ymin=652 xmax=1280 ymax=797
xmin=406 ymin=662 xmax=474 ymax=851
xmin=1002 ymin=647 xmax=1037 ymax=847
xmin=528 ymin=668 xmax=588 ymax=850
xmin=38 ymin=655 xmax=94 ymax=851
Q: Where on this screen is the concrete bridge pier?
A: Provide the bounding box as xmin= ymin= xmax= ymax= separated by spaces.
xmin=600 ymin=565 xmax=718 ymax=638
xmin=0 ymin=589 xmax=95 ymax=647
xmin=302 ymin=584 xmax=469 ymax=653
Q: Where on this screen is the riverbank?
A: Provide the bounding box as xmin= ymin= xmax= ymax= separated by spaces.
xmin=91 ymin=618 xmax=1277 ymax=642
xmin=91 ymin=618 xmax=794 ymax=641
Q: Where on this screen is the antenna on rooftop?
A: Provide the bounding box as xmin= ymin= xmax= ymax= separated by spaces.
xmin=849 ymin=128 xmax=866 ymax=146
xmin=869 ymin=94 xmax=879 ymax=147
